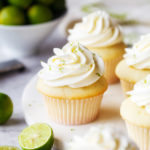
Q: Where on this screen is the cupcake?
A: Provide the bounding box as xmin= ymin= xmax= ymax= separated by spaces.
xmin=116 ymin=34 xmax=150 ymax=95
xmin=37 ymin=42 xmax=107 ymax=125
xmin=68 ymin=11 xmax=126 ymax=84
xmin=120 ymin=75 xmax=150 ymax=150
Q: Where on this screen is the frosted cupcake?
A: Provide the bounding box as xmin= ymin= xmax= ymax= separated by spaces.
xmin=116 ymin=34 xmax=150 ymax=95
xmin=121 ymin=75 xmax=150 ymax=150
xmin=68 ymin=11 xmax=125 ymax=84
xmin=37 ymin=42 xmax=107 ymax=125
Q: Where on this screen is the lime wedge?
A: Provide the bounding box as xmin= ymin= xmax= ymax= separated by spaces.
xmin=18 ymin=123 xmax=54 ymax=150
xmin=0 ymin=146 xmax=20 ymax=150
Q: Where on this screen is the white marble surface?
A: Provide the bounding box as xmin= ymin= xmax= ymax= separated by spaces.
xmin=0 ymin=0 xmax=150 ymax=149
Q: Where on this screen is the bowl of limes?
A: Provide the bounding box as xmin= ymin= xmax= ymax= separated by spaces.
xmin=0 ymin=0 xmax=66 ymax=57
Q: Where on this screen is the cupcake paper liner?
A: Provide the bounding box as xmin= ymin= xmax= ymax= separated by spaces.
xmin=120 ymin=79 xmax=134 ymax=97
xmin=126 ymin=121 xmax=150 ymax=150
xmin=104 ymin=56 xmax=122 ymax=84
xmin=43 ymin=94 xmax=103 ymax=125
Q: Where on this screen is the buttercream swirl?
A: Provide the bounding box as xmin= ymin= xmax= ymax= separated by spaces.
xmin=124 ymin=34 xmax=150 ymax=69
xmin=68 ymin=11 xmax=122 ymax=48
xmin=127 ymin=75 xmax=150 ymax=114
xmin=38 ymin=42 xmax=104 ymax=88
xmin=67 ymin=126 xmax=137 ymax=150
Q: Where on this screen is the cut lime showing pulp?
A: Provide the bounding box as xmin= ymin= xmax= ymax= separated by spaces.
xmin=0 ymin=146 xmax=20 ymax=150
xmin=18 ymin=123 xmax=54 ymax=150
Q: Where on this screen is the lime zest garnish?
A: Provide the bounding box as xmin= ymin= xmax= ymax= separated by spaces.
xmin=72 ymin=48 xmax=77 ymax=53
xmin=80 ymin=64 xmax=84 ymax=67
xmin=144 ymin=80 xmax=147 ymax=84
xmin=82 ymin=2 xmax=106 ymax=13
xmin=96 ymin=72 xmax=101 ymax=77
xmin=70 ymin=128 xmax=75 ymax=131
xmin=59 ymin=67 xmax=64 ymax=72
xmin=70 ymin=41 xmax=73 ymax=46
xmin=109 ymin=12 xmax=127 ymax=21
xmin=28 ymin=104 xmax=32 ymax=107
xmin=78 ymin=48 xmax=84 ymax=53
xmin=61 ymin=59 xmax=66 ymax=65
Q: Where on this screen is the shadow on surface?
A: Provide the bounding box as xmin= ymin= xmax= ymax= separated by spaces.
xmin=94 ymin=105 xmax=121 ymax=123
xmin=5 ymin=118 xmax=26 ymax=126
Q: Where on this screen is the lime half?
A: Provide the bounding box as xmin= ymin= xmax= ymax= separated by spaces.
xmin=18 ymin=123 xmax=54 ymax=150
xmin=0 ymin=146 xmax=20 ymax=150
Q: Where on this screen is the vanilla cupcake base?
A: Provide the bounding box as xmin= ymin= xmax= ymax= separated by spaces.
xmin=44 ymin=94 xmax=103 ymax=125
xmin=120 ymin=79 xmax=134 ymax=96
xmin=126 ymin=121 xmax=150 ymax=150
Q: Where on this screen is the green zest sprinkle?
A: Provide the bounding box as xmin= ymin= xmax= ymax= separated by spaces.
xmin=82 ymin=2 xmax=106 ymax=13
xmin=79 ymin=48 xmax=84 ymax=53
xmin=61 ymin=59 xmax=66 ymax=65
xmin=72 ymin=48 xmax=77 ymax=53
xmin=49 ymin=66 xmax=51 ymax=70
xmin=144 ymin=80 xmax=147 ymax=84
xmin=70 ymin=128 xmax=75 ymax=131
xmin=59 ymin=67 xmax=64 ymax=72
xmin=28 ymin=104 xmax=32 ymax=107
xmin=109 ymin=12 xmax=127 ymax=21
xmin=80 ymin=64 xmax=84 ymax=67
xmin=96 ymin=73 xmax=101 ymax=77
xmin=70 ymin=42 xmax=73 ymax=46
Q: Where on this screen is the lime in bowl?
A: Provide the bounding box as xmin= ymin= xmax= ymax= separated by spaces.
xmin=0 ymin=0 xmax=67 ymax=58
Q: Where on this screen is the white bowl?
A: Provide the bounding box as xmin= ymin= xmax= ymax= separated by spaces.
xmin=0 ymin=12 xmax=66 ymax=58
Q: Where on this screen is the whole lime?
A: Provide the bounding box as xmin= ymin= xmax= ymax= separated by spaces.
xmin=0 ymin=6 xmax=26 ymax=25
xmin=8 ymin=0 xmax=33 ymax=9
xmin=0 ymin=93 xmax=13 ymax=124
xmin=36 ymin=0 xmax=54 ymax=5
xmin=28 ymin=5 xmax=52 ymax=24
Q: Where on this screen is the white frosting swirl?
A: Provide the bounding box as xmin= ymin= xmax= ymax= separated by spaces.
xmin=67 ymin=126 xmax=137 ymax=150
xmin=124 ymin=34 xmax=150 ymax=69
xmin=68 ymin=11 xmax=122 ymax=48
xmin=127 ymin=75 xmax=150 ymax=114
xmin=38 ymin=42 xmax=104 ymax=88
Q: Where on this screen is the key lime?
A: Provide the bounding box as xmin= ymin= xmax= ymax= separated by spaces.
xmin=28 ymin=5 xmax=52 ymax=24
xmin=8 ymin=0 xmax=33 ymax=9
xmin=0 ymin=6 xmax=26 ymax=25
xmin=0 ymin=93 xmax=13 ymax=124
xmin=0 ymin=146 xmax=20 ymax=150
xmin=18 ymin=123 xmax=54 ymax=150
xmin=36 ymin=0 xmax=54 ymax=5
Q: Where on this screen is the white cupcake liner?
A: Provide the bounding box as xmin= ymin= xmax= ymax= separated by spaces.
xmin=126 ymin=121 xmax=150 ymax=150
xmin=43 ymin=94 xmax=103 ymax=125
